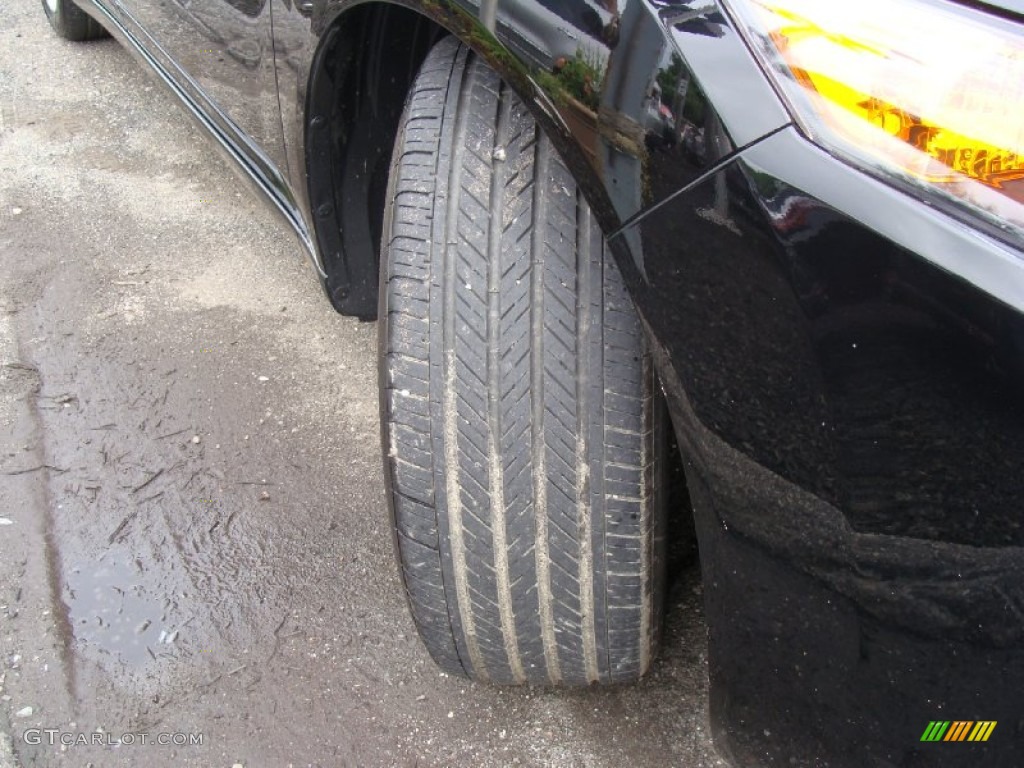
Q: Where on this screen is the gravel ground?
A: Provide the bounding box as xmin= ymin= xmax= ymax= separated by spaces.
xmin=0 ymin=1 xmax=718 ymax=766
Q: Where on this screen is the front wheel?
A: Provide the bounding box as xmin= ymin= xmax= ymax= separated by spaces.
xmin=379 ymin=37 xmax=667 ymax=686
xmin=41 ymin=0 xmax=107 ymax=41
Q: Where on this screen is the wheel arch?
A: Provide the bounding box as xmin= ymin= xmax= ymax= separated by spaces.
xmin=303 ymin=0 xmax=621 ymax=319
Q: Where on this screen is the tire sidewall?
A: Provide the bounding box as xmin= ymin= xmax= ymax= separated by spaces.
xmin=41 ymin=0 xmax=102 ymax=41
xmin=377 ymin=110 xmax=406 ymax=588
xmin=41 ymin=0 xmax=65 ymax=33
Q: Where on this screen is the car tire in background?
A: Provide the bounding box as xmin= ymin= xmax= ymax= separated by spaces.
xmin=41 ymin=0 xmax=107 ymax=42
xmin=379 ymin=37 xmax=667 ymax=685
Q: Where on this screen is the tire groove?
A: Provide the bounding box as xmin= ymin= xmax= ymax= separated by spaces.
xmin=595 ymin=213 xmax=612 ymax=680
xmin=638 ymin=340 xmax=653 ymax=676
xmin=486 ymin=81 xmax=526 ymax=683
xmin=442 ymin=50 xmax=487 ymax=681
xmin=575 ymin=198 xmax=599 ymax=683
xmin=532 ymin=130 xmax=560 ymax=684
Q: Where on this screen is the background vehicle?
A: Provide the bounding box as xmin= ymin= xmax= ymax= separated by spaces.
xmin=42 ymin=0 xmax=1024 ymax=765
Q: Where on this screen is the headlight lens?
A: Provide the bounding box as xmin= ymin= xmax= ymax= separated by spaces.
xmin=725 ymin=0 xmax=1024 ymax=246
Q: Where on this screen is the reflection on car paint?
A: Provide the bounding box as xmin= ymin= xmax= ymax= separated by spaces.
xmin=622 ymin=124 xmax=1024 ymax=766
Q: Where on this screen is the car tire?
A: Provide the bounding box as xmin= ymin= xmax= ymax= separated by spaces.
xmin=41 ymin=0 xmax=107 ymax=42
xmin=379 ymin=37 xmax=667 ymax=685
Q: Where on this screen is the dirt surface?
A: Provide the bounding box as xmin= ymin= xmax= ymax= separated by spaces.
xmin=0 ymin=1 xmax=717 ymax=765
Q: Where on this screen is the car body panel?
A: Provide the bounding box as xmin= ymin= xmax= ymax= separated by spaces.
xmin=81 ymin=0 xmax=321 ymax=271
xmin=63 ymin=0 xmax=1024 ymax=763
xmin=271 ymin=0 xmax=791 ymax=307
xmin=618 ymin=124 xmax=1024 ymax=766
xmin=112 ymin=0 xmax=288 ymax=170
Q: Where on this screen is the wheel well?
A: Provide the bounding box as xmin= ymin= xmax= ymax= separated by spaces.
xmin=305 ymin=4 xmax=446 ymax=319
xmin=306 ymin=2 xmax=700 ymax=593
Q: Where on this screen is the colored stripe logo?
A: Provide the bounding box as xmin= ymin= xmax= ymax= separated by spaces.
xmin=920 ymin=721 xmax=997 ymax=742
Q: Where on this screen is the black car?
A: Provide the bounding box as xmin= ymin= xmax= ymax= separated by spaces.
xmin=41 ymin=0 xmax=1024 ymax=764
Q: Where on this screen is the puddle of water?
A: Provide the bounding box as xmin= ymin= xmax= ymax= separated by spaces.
xmin=65 ymin=556 xmax=180 ymax=665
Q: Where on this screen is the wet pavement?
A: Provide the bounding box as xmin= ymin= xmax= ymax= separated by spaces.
xmin=0 ymin=1 xmax=717 ymax=765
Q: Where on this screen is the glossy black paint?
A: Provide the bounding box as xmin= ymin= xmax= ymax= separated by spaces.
xmin=620 ymin=125 xmax=1024 ymax=765
xmin=68 ymin=0 xmax=1024 ymax=763
xmin=81 ymin=0 xmax=319 ymax=267
xmin=114 ymin=0 xmax=286 ymax=163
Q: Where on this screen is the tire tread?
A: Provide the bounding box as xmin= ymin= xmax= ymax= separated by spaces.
xmin=381 ymin=37 xmax=663 ymax=686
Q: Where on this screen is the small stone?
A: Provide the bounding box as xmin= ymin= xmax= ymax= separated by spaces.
xmin=447 ymin=711 xmax=454 ymax=719
xmin=258 ymin=376 xmax=269 ymax=382
xmin=232 ymin=763 xmax=244 ymax=768
xmin=191 ymin=435 xmax=201 ymax=444
xmin=11 ymin=207 xmax=23 ymax=216
xmin=415 ymin=694 xmax=426 ymax=701
xmin=15 ymin=706 xmax=33 ymax=717
xmin=0 ymin=518 xmax=12 ymax=526
xmin=259 ymin=490 xmax=270 ymax=501
xmin=492 ymin=147 xmax=506 ymax=162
